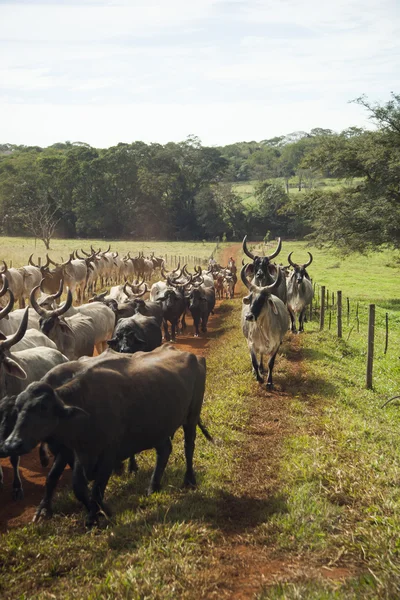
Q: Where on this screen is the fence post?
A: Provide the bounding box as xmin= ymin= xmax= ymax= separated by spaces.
xmin=326 ymin=289 xmax=329 ymax=310
xmin=328 ymin=310 xmax=332 ymax=330
xmin=347 ymin=297 xmax=350 ymax=326
xmin=384 ymin=312 xmax=389 ymax=355
xmin=320 ymin=285 xmax=326 ymax=330
xmin=337 ymin=291 xmax=342 ymax=338
xmin=38 ymin=256 xmax=41 ymax=267
xmin=366 ymin=304 xmax=375 ymax=389
xmin=356 ymin=301 xmax=359 ymax=333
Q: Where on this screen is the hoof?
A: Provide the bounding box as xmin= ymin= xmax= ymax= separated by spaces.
xmin=194 ymin=333 xmax=199 ymax=338
xmin=12 ymin=487 xmax=24 ymax=501
xmin=266 ymin=382 xmax=274 ymax=391
xmin=182 ymin=475 xmax=197 ymax=488
xmin=33 ymin=506 xmax=53 ymax=522
xmin=147 ymin=482 xmax=162 ymax=495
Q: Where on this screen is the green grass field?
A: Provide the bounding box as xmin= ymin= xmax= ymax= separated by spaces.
xmin=0 ymin=237 xmax=227 ymax=272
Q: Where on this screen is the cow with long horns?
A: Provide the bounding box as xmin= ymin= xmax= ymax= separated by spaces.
xmin=241 ymin=265 xmax=289 ymax=389
xmin=30 ymin=286 xmax=95 ymax=360
xmin=286 ymin=252 xmax=313 ymax=333
xmin=242 ymin=235 xmax=287 ymax=304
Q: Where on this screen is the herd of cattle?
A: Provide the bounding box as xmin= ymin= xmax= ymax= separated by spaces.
xmin=0 ymin=238 xmax=313 ymax=528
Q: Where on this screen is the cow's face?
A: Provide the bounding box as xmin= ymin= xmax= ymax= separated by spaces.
xmin=107 ymin=323 xmax=146 ymax=354
xmin=292 ymin=265 xmax=307 ymax=284
xmin=3 ymin=383 xmax=87 ymax=456
xmin=189 ymin=289 xmax=203 ymax=309
xmin=242 ymin=289 xmax=269 ymax=322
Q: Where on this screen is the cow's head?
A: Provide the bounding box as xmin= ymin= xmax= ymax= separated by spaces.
xmin=287 ymin=252 xmax=313 ymax=284
xmin=107 ymin=319 xmax=146 ymax=354
xmin=3 ymin=382 xmax=87 ymax=456
xmin=241 ymin=264 xmax=283 ymax=322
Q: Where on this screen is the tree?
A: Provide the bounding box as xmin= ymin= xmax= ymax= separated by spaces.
xmin=300 ymin=94 xmax=400 ymax=251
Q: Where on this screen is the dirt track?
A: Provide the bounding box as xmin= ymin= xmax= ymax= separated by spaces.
xmin=0 ymin=244 xmax=239 ymax=532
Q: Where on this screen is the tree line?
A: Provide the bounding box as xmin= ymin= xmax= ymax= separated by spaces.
xmin=0 ymin=94 xmax=399 ymax=252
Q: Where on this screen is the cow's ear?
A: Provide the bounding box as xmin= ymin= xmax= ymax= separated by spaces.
xmin=242 ymin=294 xmax=252 ymax=305
xmin=61 ymin=405 xmax=89 ymax=421
xmin=3 ymin=357 xmax=27 ymax=379
xmin=268 ymin=298 xmax=279 ymax=315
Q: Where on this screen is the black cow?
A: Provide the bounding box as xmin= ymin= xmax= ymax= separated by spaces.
xmin=4 ymin=346 xmax=210 ymax=527
xmin=158 ymin=287 xmax=187 ymax=341
xmin=107 ymin=314 xmax=162 ymax=354
xmin=242 ymin=235 xmax=287 ymax=304
xmin=116 ymin=298 xmax=163 ymax=325
xmin=188 ymin=286 xmax=216 ymax=337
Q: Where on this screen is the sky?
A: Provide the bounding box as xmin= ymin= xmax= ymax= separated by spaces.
xmin=0 ymin=0 xmax=399 ymax=147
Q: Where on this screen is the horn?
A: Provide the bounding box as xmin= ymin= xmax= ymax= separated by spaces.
xmin=172 ymin=262 xmax=180 ymax=273
xmin=46 ymin=254 xmax=58 ymax=267
xmin=105 ymin=244 xmax=111 ymax=253
xmin=267 ymin=238 xmax=282 ymax=261
xmin=287 ymin=252 xmax=296 ymax=268
xmin=242 ymin=235 xmax=255 ymax=260
xmin=81 ymin=248 xmax=90 ymax=257
xmin=40 ymin=277 xmax=63 ymax=301
xmin=53 ymin=288 xmax=73 ymax=317
xmin=131 ymin=283 xmax=148 ymax=298
xmin=0 ymin=260 xmax=8 ymax=274
xmin=0 ymin=275 xmax=8 ymax=297
xmin=30 ymin=285 xmax=50 ymax=318
xmin=304 ymin=252 xmax=313 ymax=268
xmin=123 ymin=282 xmax=133 ymax=297
xmin=75 ymin=249 xmax=85 ymax=260
xmin=0 ymin=289 xmax=14 ymax=320
xmin=28 ymin=253 xmax=40 ymax=268
xmin=240 ymin=265 xmax=257 ymax=292
xmin=264 ymin=267 xmax=283 ymax=293
xmin=0 ymin=307 xmax=29 ymax=350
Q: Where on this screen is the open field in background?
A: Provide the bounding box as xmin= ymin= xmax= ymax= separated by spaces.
xmin=233 ymin=178 xmax=364 ymax=208
xmin=0 ymin=237 xmax=227 ymax=272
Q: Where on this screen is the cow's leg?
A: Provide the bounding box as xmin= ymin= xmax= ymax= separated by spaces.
xmin=34 ymin=451 xmax=70 ymax=521
xmin=171 ymin=320 xmax=177 ymax=342
xmin=201 ymin=312 xmax=208 ymax=333
xmin=148 ymin=438 xmax=172 ymax=495
xmin=193 ymin=314 xmax=200 ymax=337
xmin=39 ymin=442 xmax=50 ymax=467
xmin=266 ymin=350 xmax=279 ymax=390
xmin=181 ymin=312 xmax=187 ymax=332
xmin=163 ymin=319 xmax=171 ymax=341
xmin=299 ymin=308 xmax=306 ymax=332
xmin=10 ymin=454 xmax=23 ymax=500
xmin=259 ymin=354 xmax=265 ymax=374
xmin=288 ymin=307 xmax=297 ymax=333
xmin=251 ymin=349 xmax=264 ymax=383
xmin=88 ymin=458 xmax=114 ymax=527
xmin=182 ymin=424 xmax=197 ymax=488
xmin=19 ymin=296 xmax=25 ymax=309
xmin=72 ymin=458 xmax=91 ymax=516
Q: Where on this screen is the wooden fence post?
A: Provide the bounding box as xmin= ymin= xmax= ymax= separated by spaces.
xmin=320 ymin=286 xmax=326 ymax=330
xmin=337 ymin=291 xmax=342 ymax=338
xmin=347 ymin=297 xmax=350 ymax=326
xmin=326 ymin=289 xmax=329 ymax=310
xmin=384 ymin=312 xmax=389 ymax=355
xmin=38 ymin=256 xmax=41 ymax=267
xmin=366 ymin=304 xmax=375 ymax=389
xmin=328 ymin=310 xmax=332 ymax=330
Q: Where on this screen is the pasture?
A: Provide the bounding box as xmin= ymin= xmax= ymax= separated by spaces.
xmin=0 ymin=238 xmax=400 ymax=598
xmin=0 ymin=237 xmax=224 ymax=272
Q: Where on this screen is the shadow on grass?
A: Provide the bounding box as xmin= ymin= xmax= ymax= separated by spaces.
xmin=377 ymin=298 xmax=400 ymax=312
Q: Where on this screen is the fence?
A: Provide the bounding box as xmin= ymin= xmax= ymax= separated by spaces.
xmin=310 ymin=282 xmax=397 ymax=391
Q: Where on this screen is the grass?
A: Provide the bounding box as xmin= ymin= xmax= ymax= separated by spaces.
xmin=0 ymin=237 xmax=227 ymax=271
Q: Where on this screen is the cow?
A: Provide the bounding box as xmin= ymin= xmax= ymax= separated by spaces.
xmin=0 ymin=261 xmax=24 ymax=309
xmin=45 ymin=253 xmax=88 ymax=303
xmin=157 ymin=276 xmax=192 ymax=341
xmin=30 ymin=287 xmax=95 ymax=360
xmin=0 ymin=285 xmax=40 ymax=336
xmin=117 ymin=296 xmax=163 ymax=325
xmin=286 ymin=252 xmax=314 ymax=333
xmin=241 ymin=265 xmax=289 ymax=389
xmin=107 ymin=314 xmax=162 ymax=354
xmin=0 ymin=309 xmax=68 ymax=499
xmin=188 ymin=285 xmax=215 ymax=337
xmin=4 ymin=345 xmax=210 ymax=527
xmin=242 ymin=235 xmax=287 ymax=304
xmin=215 ymin=274 xmax=224 ymax=300
xmin=223 ymin=275 xmax=235 ymax=299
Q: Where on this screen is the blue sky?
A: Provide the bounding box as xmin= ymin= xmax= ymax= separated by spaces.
xmin=0 ymin=0 xmax=399 ymax=147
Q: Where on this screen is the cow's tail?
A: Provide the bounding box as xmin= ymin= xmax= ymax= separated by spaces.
xmin=198 ymin=419 xmax=214 ymax=442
